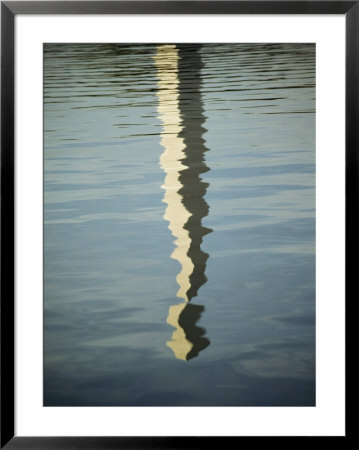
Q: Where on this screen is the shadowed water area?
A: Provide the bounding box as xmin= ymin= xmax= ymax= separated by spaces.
xmin=44 ymin=43 xmax=315 ymax=406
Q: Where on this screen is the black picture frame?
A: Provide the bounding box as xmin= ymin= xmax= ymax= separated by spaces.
xmin=1 ymin=1 xmax=353 ymax=447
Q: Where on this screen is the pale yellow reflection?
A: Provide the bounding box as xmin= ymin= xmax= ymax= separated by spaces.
xmin=166 ymin=303 xmax=193 ymax=361
xmin=153 ymin=45 xmax=193 ymax=302
xmin=154 ymin=45 xmax=193 ymax=361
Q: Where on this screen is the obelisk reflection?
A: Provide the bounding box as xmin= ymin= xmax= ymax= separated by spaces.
xmin=154 ymin=44 xmax=211 ymax=361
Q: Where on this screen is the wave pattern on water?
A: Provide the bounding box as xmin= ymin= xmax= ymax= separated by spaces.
xmin=44 ymin=43 xmax=315 ymax=406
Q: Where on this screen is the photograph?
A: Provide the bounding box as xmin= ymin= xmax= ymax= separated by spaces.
xmin=43 ymin=42 xmax=316 ymax=407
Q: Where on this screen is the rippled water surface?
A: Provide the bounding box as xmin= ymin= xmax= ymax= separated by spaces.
xmin=44 ymin=43 xmax=315 ymax=406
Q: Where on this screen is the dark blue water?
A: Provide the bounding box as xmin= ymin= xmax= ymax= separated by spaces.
xmin=44 ymin=43 xmax=315 ymax=406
